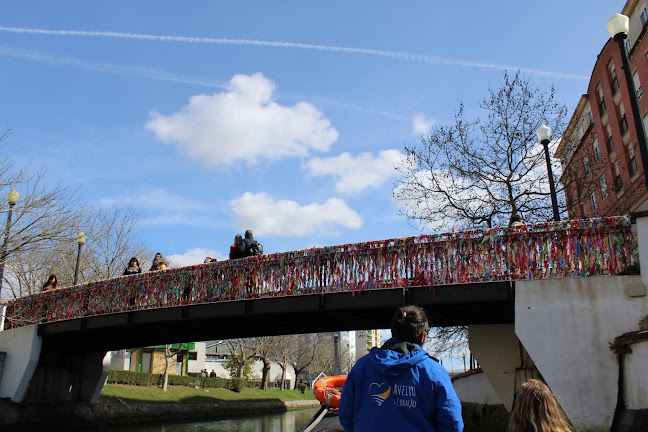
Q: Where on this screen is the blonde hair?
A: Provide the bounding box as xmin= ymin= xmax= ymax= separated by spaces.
xmin=509 ymin=379 xmax=574 ymax=432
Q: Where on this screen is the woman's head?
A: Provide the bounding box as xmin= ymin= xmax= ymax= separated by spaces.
xmin=129 ymin=257 xmax=139 ymax=266
xmin=390 ymin=305 xmax=430 ymax=344
xmin=234 ymin=234 xmax=243 ymax=245
xmin=154 ymin=252 xmax=162 ymax=259
xmin=509 ymin=379 xmax=573 ymax=432
xmin=47 ymin=274 xmax=57 ymax=284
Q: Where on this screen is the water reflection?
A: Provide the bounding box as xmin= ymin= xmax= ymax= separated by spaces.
xmin=94 ymin=408 xmax=321 ymax=432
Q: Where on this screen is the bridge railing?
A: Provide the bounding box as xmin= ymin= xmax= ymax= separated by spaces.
xmin=2 ymin=216 xmax=635 ymax=329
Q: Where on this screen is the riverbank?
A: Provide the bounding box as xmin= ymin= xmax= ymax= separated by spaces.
xmin=0 ymin=386 xmax=320 ymax=431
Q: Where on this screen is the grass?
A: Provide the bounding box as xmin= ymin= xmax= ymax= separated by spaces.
xmin=99 ymin=384 xmax=317 ymax=405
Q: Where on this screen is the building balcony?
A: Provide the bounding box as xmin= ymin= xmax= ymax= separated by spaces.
xmin=601 ymin=110 xmax=609 ymax=126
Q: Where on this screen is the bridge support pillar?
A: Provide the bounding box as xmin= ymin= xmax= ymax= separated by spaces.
xmin=515 ymin=276 xmax=648 ymax=432
xmin=24 ymin=348 xmax=111 ymax=403
xmin=467 ymin=323 xmax=519 ymax=411
xmin=0 ymin=324 xmax=42 ymax=402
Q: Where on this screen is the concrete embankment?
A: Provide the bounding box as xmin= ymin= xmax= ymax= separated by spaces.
xmin=0 ymin=399 xmax=320 ymax=430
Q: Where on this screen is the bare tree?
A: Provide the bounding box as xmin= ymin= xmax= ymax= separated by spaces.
xmin=162 ymin=344 xmax=182 ymax=391
xmin=225 ymin=338 xmax=256 ymax=379
xmin=289 ymin=333 xmax=326 ymax=381
xmin=271 ymin=335 xmax=297 ymax=390
xmin=1 ymin=168 xmax=82 ymax=297
xmin=394 ymin=71 xmax=568 ymax=231
xmin=4 ymin=202 xmax=150 ymax=296
xmin=79 ymin=202 xmax=150 ymax=283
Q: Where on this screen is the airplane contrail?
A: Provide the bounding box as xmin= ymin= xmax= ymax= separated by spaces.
xmin=0 ymin=25 xmax=589 ymax=81
xmin=0 ymin=45 xmax=407 ymax=119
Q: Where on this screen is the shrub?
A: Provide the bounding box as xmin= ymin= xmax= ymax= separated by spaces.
xmin=228 ymin=378 xmax=247 ymax=392
xmin=107 ymin=370 xmax=234 ymax=390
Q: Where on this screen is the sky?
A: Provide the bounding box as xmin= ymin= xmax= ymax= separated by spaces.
xmin=0 ymin=0 xmax=626 ymax=269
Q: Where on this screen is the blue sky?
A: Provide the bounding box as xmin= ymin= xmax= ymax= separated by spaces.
xmin=0 ymin=1 xmax=625 ymax=267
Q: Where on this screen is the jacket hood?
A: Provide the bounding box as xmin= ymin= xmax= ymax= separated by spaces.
xmin=368 ymin=338 xmax=430 ymax=378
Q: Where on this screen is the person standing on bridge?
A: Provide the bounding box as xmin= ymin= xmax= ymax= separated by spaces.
xmin=339 ymin=305 xmax=463 ymax=432
xmin=123 ymin=257 xmax=142 ymax=275
xmin=149 ymin=252 xmax=169 ymax=271
xmin=41 ymin=274 xmax=59 ymax=292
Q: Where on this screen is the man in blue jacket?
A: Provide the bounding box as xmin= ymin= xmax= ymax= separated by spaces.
xmin=339 ymin=305 xmax=463 ymax=432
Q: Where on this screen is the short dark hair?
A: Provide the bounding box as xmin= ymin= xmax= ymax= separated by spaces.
xmin=390 ymin=305 xmax=430 ymax=343
xmin=245 ymin=229 xmax=253 ymax=238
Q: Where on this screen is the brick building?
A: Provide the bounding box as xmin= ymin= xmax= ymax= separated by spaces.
xmin=556 ymin=0 xmax=648 ymax=218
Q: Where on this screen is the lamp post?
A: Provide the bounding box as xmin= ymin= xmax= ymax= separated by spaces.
xmin=0 ymin=189 xmax=19 ymax=299
xmin=607 ymin=13 xmax=648 ymax=190
xmin=73 ymin=231 xmax=86 ymax=286
xmin=537 ymin=124 xmax=561 ymax=221
xmin=462 ymin=352 xmax=466 ymax=372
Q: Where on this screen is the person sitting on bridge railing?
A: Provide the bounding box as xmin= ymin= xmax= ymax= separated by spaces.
xmin=229 ymin=234 xmax=246 ymax=260
xmin=243 ymin=229 xmax=263 ymax=257
xmin=123 ymin=257 xmax=142 ymax=275
xmin=41 ymin=274 xmax=59 ymax=292
xmin=149 ymin=252 xmax=169 ymax=271
xmin=339 ymin=305 xmax=464 ymax=432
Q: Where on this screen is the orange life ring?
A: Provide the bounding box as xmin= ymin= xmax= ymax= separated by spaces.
xmin=313 ymin=375 xmax=346 ymax=408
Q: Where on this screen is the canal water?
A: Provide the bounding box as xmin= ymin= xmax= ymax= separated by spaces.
xmin=93 ymin=408 xmax=323 ymax=432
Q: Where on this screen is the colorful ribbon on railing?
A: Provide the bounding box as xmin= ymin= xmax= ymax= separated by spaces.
xmin=2 ymin=216 xmax=635 ymax=329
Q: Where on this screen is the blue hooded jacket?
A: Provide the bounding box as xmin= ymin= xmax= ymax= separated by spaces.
xmin=339 ymin=338 xmax=463 ymax=432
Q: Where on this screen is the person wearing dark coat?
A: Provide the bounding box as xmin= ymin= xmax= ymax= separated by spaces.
xmin=229 ymin=234 xmax=246 ymax=260
xmin=242 ymin=229 xmax=263 ymax=257
xmin=41 ymin=274 xmax=59 ymax=292
xmin=149 ymin=252 xmax=169 ymax=271
xmin=123 ymin=257 xmax=142 ymax=275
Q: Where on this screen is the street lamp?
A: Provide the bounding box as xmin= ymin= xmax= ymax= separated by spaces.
xmin=0 ymin=189 xmax=19 ymax=299
xmin=462 ymin=352 xmax=466 ymax=373
xmin=537 ymin=124 xmax=561 ymax=222
xmin=607 ymin=13 xmax=648 ymax=190
xmin=73 ymin=231 xmax=86 ymax=285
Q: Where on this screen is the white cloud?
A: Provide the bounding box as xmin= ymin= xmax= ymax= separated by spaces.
xmin=146 ymin=73 xmax=339 ymax=166
xmin=230 ymin=192 xmax=363 ymax=236
xmin=304 ymin=149 xmax=405 ymax=194
xmin=168 ymin=248 xmax=227 ymax=268
xmin=412 ymin=113 xmax=434 ymax=136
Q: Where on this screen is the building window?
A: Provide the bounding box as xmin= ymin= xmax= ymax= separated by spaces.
xmin=620 ymin=115 xmax=629 ymax=135
xmin=583 ymin=156 xmax=591 ymax=177
xmin=600 ymin=175 xmax=608 ymax=199
xmin=590 ymin=190 xmax=597 ymax=210
xmin=634 ymin=72 xmax=643 ymax=100
xmin=641 ymin=7 xmax=648 ymax=26
xmin=611 ymin=66 xmax=620 ymax=95
xmin=614 ymin=161 xmax=623 ymax=193
xmin=593 ymin=140 xmax=601 ymax=162
xmin=607 ymin=135 xmax=615 ymax=155
xmin=629 ymin=157 xmax=638 ymax=177
xmin=600 ymin=99 xmax=607 ymax=116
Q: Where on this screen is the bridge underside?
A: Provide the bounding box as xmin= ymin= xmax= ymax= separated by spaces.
xmin=38 ymin=282 xmax=514 ymax=353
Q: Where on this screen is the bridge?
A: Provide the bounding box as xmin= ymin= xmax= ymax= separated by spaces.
xmin=1 ymin=215 xmax=645 ymax=431
xmin=2 ymin=216 xmax=632 ymax=352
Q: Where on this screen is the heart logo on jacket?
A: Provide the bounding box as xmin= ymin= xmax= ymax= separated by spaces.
xmin=368 ymin=382 xmax=391 ymax=406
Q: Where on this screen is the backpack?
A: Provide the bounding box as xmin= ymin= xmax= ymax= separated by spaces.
xmin=246 ymin=240 xmax=263 ymax=256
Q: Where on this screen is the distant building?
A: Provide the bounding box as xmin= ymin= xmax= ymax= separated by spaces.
xmin=556 ymin=0 xmax=648 ymax=218
xmin=111 ymin=341 xmax=296 ymax=389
